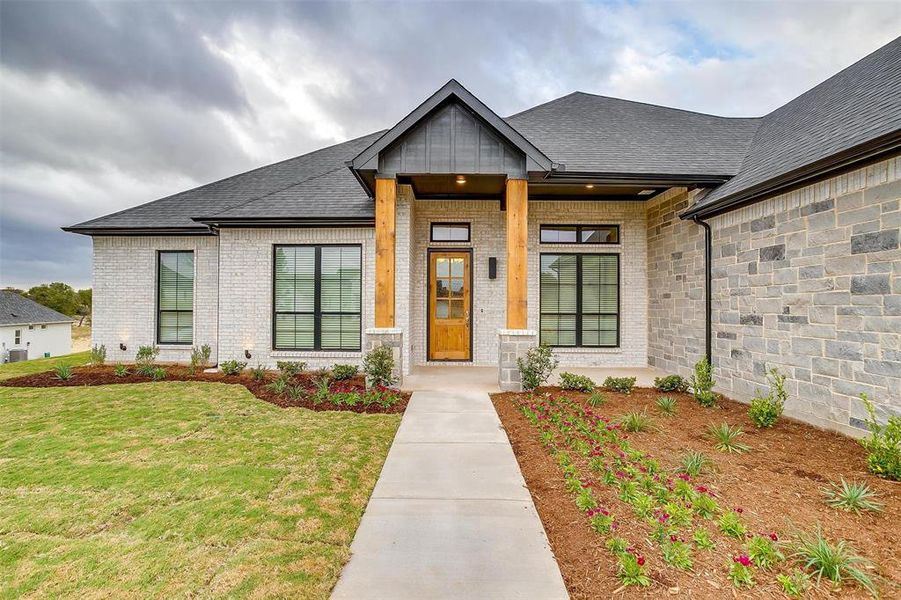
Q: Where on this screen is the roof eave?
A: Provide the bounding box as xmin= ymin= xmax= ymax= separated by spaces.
xmin=681 ymin=130 xmax=901 ymax=220
xmin=191 ymin=216 xmax=375 ymax=228
xmin=61 ymin=225 xmax=213 ymax=236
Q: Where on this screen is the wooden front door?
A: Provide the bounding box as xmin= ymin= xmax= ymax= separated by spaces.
xmin=428 ymin=251 xmax=472 ymax=360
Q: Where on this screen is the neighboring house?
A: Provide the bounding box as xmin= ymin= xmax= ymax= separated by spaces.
xmin=66 ymin=38 xmax=900 ymax=435
xmin=0 ymin=291 xmax=73 ymax=362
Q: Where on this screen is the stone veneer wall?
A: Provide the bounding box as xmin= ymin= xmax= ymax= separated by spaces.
xmin=92 ymin=235 xmax=219 ymax=364
xmin=648 ymin=155 xmax=901 ymax=436
xmin=410 ymin=198 xmax=648 ymax=367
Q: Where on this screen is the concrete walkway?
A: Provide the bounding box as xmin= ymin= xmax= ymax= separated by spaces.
xmin=331 ymin=390 xmax=568 ymax=600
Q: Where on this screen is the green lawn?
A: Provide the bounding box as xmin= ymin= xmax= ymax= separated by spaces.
xmin=0 ymin=351 xmax=90 ymax=381
xmin=0 ymin=381 xmax=400 ymax=598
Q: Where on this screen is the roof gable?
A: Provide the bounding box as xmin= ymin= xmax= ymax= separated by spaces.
xmin=350 ymin=79 xmax=554 ymax=184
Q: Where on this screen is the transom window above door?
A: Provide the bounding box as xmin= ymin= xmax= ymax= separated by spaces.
xmin=430 ymin=223 xmax=470 ymax=242
xmin=540 ymin=224 xmax=619 ymax=244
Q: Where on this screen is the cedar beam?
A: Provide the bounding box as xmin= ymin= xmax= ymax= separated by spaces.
xmin=505 ymin=178 xmax=528 ymax=329
xmin=375 ymin=177 xmax=396 ymax=328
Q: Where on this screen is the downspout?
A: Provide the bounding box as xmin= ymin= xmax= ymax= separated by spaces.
xmin=691 ymin=215 xmax=713 ymax=366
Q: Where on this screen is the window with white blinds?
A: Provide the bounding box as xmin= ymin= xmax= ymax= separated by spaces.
xmin=158 ymin=251 xmax=194 ymax=344
xmin=273 ymin=245 xmax=362 ymax=351
xmin=539 ymin=253 xmax=619 ymax=347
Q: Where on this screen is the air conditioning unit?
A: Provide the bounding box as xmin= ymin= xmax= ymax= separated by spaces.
xmin=7 ymin=349 xmax=28 ymax=363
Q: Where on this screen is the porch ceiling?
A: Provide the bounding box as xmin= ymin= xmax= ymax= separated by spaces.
xmin=400 ymin=174 xmax=670 ymax=201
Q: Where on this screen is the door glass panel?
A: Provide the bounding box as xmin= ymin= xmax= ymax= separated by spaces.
xmin=436 ymin=258 xmax=449 ymax=277
xmin=450 ymin=258 xmax=464 ymax=277
xmin=436 ymin=279 xmax=450 ymax=298
xmin=436 ymin=299 xmax=449 ymax=319
xmin=449 ymin=278 xmax=464 ymax=298
xmin=450 ymin=301 xmax=464 ymax=318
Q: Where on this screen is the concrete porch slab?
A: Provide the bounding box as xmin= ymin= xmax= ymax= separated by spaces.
xmin=372 ymin=442 xmax=531 ymax=501
xmin=404 ymin=389 xmax=496 ymax=413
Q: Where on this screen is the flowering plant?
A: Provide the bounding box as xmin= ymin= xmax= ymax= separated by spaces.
xmin=728 ymin=554 xmax=755 ymax=587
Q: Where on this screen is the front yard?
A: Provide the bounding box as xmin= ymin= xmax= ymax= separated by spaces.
xmin=493 ymin=380 xmax=900 ymax=598
xmin=0 ymin=379 xmax=400 ymax=598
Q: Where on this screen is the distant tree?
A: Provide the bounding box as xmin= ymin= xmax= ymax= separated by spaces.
xmin=76 ymin=288 xmax=92 ymax=326
xmin=3 ymin=286 xmax=25 ymax=295
xmin=25 ymin=282 xmax=80 ymax=317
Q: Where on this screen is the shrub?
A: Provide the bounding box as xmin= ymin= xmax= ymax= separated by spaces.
xmin=587 ymin=391 xmax=606 ymax=407
xmin=603 ymin=376 xmax=636 ymax=395
xmin=276 ymin=361 xmax=306 ymax=377
xmin=821 ymin=479 xmax=883 ymax=514
xmin=857 ymin=393 xmax=901 ymax=481
xmin=661 ymin=540 xmax=692 ymax=570
xmin=708 ymin=423 xmax=750 ymax=453
xmin=619 ymin=410 xmax=653 ymax=433
xmin=559 ymin=372 xmax=595 ymax=392
xmin=791 ymin=528 xmax=876 ymax=595
xmin=747 ymin=534 xmax=784 ymax=569
xmin=250 ymin=364 xmax=267 ymax=382
xmin=90 ymin=344 xmax=106 ymax=365
xmin=331 ymin=364 xmax=359 ymax=381
xmin=655 ymin=396 xmax=676 ymax=416
xmin=728 ymin=554 xmax=754 ymax=588
xmin=268 ymin=376 xmax=289 ymax=395
xmin=718 ymin=511 xmax=746 ymax=539
xmin=53 ymin=364 xmax=73 ymax=380
xmin=363 ymin=346 xmax=396 ymax=388
xmin=692 ymin=528 xmax=716 ymax=550
xmin=617 ymin=552 xmax=650 ymax=587
xmin=189 ymin=344 xmax=212 ymax=374
xmin=748 ymin=367 xmax=787 ymax=428
xmin=776 ymin=569 xmax=810 ymax=598
xmin=679 ymin=450 xmax=711 ymax=476
xmin=150 ymin=366 xmax=167 ymax=381
xmin=654 ymin=374 xmax=688 ymax=393
xmin=113 ymin=363 xmax=129 ymax=377
xmin=517 ymin=345 xmax=558 ymax=391
xmin=135 ymin=345 xmax=159 ymax=368
xmin=220 ymin=360 xmax=246 ymax=376
xmin=690 ymin=358 xmax=717 ymax=407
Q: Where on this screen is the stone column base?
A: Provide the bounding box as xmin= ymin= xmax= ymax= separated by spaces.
xmin=498 ymin=329 xmax=538 ymax=391
xmin=364 ymin=328 xmax=404 ymax=388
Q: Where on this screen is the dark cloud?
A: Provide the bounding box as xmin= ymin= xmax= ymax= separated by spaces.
xmin=1 ymin=0 xmax=899 ymax=289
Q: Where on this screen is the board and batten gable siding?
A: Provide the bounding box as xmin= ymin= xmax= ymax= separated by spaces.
xmin=91 ymin=235 xmax=219 ymax=364
xmin=379 ymin=102 xmax=526 ymax=178
xmin=409 ymin=198 xmax=648 ymax=367
xmin=648 ymin=154 xmax=901 ymax=437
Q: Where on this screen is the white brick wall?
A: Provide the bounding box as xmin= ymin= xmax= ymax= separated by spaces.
xmin=409 ymin=198 xmax=649 ymax=367
xmin=217 ymin=227 xmax=377 ymax=370
xmin=92 ymin=235 xmax=219 ymax=363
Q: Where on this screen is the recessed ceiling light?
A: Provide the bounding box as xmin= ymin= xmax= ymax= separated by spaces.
xmin=638 ymin=189 xmax=655 ymax=195
xmin=585 ymin=184 xmax=594 ymax=189
xmin=455 ymin=175 xmax=466 ymax=185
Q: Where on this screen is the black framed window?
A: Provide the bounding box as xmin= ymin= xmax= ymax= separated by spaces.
xmin=157 ymin=251 xmax=194 ymax=344
xmin=540 ymin=253 xmax=619 ymax=347
xmin=540 ymin=224 xmax=619 ymax=244
xmin=430 ymin=222 xmax=470 ymax=242
xmin=273 ymin=245 xmax=361 ymax=351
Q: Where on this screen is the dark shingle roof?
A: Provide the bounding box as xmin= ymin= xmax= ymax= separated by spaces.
xmin=65 ymin=131 xmax=385 ymax=232
xmin=0 ymin=291 xmax=73 ymax=326
xmin=506 ymin=93 xmax=761 ymax=176
xmin=686 ymin=36 xmax=901 ymax=217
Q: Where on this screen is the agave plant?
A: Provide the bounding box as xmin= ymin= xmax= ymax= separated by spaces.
xmin=821 ymin=479 xmax=883 ymax=514
xmin=708 ymin=423 xmax=750 ymax=453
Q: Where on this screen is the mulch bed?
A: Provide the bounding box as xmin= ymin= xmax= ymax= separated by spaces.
xmin=2 ymin=366 xmax=409 ymax=414
xmin=492 ymin=387 xmax=900 ymax=599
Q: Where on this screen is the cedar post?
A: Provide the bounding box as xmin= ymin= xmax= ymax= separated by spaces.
xmin=505 ymin=178 xmax=528 ymax=329
xmin=375 ymin=177 xmax=396 ymax=328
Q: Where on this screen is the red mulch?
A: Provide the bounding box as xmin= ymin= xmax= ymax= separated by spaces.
xmin=492 ymin=387 xmax=901 ymax=599
xmin=2 ymin=366 xmax=409 ymax=414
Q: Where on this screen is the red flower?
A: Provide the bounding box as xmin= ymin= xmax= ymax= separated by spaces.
xmin=637 ymin=556 xmax=645 ymax=566
xmin=769 ymin=532 xmax=779 ymax=542
xmin=735 ymin=507 xmax=744 ymax=514
xmin=733 ymin=554 xmax=752 ymax=567
xmin=669 ymin=534 xmax=678 ymax=542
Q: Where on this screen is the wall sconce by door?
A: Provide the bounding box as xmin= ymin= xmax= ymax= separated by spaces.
xmin=488 ymin=257 xmax=497 ymax=280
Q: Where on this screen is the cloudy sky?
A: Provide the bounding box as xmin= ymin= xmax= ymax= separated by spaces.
xmin=1 ymin=0 xmax=899 ymax=289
